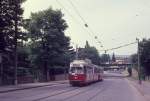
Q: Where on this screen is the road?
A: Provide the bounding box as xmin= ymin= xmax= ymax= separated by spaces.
xmin=0 ymin=71 xmax=146 ymax=101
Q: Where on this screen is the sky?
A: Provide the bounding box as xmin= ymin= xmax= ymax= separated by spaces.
xmin=22 ymin=0 xmax=150 ymax=55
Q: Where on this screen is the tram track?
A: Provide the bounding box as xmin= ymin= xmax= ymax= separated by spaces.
xmin=86 ymin=78 xmax=122 ymax=101
xmin=33 ymin=81 xmax=104 ymax=101
xmin=60 ymin=82 xmax=103 ymax=101
xmin=61 ymin=88 xmax=95 ymax=101
xmin=61 ymin=80 xmax=111 ymax=101
xmin=62 ymin=81 xmax=109 ymax=101
xmin=32 ymin=86 xmax=80 ymax=101
xmin=86 ymin=85 xmax=108 ymax=101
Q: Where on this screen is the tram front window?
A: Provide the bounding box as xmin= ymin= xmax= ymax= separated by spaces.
xmin=70 ymin=67 xmax=84 ymax=74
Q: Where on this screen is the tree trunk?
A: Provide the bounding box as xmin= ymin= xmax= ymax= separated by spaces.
xmin=0 ymin=53 xmax=3 ymax=85
xmin=44 ymin=60 xmax=48 ymax=82
xmin=14 ymin=0 xmax=18 ymax=85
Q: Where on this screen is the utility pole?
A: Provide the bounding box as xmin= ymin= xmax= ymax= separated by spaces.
xmin=75 ymin=45 xmax=78 ymax=60
xmin=14 ymin=0 xmax=18 ymax=85
xmin=0 ymin=53 xmax=3 ymax=85
xmin=136 ymin=38 xmax=142 ymax=84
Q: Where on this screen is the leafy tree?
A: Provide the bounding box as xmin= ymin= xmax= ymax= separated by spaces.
xmin=0 ymin=0 xmax=26 ymax=85
xmin=101 ymin=53 xmax=110 ymax=64
xmin=140 ymin=39 xmax=150 ymax=77
xmin=131 ymin=54 xmax=138 ymax=64
xmin=78 ymin=41 xmax=100 ymax=65
xmin=0 ymin=0 xmax=26 ymax=50
xmin=127 ymin=67 xmax=132 ymax=76
xmin=17 ymin=46 xmax=30 ymax=68
xmin=24 ymin=8 xmax=70 ymax=81
xmin=130 ymin=54 xmax=138 ymax=70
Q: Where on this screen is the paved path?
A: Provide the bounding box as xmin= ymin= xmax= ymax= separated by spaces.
xmin=128 ymin=78 xmax=150 ymax=101
xmin=0 ymin=80 xmax=68 ymax=93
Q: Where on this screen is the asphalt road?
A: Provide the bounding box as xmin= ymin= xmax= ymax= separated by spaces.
xmin=0 ymin=72 xmax=146 ymax=101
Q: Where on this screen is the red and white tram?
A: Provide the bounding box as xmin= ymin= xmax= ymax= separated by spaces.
xmin=69 ymin=59 xmax=103 ymax=86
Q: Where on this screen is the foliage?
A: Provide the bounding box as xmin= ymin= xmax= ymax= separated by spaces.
xmin=130 ymin=53 xmax=138 ymax=71
xmin=0 ymin=0 xmax=26 ymax=84
xmin=100 ymin=54 xmax=110 ymax=64
xmin=131 ymin=39 xmax=150 ymax=78
xmin=24 ymin=8 xmax=70 ymax=81
xmin=130 ymin=54 xmax=138 ymax=64
xmin=140 ymin=39 xmax=150 ymax=76
xmin=0 ymin=0 xmax=26 ymax=51
xmin=127 ymin=67 xmax=132 ymax=76
xmin=112 ymin=53 xmax=116 ymax=62
xmin=78 ymin=41 xmax=100 ymax=65
xmin=17 ymin=46 xmax=30 ymax=68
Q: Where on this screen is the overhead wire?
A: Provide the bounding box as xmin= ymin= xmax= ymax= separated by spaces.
xmin=55 ymin=0 xmax=101 ymax=47
xmin=99 ymin=41 xmax=137 ymax=52
xmin=55 ymin=0 xmax=79 ymax=24
xmin=68 ymin=0 xmax=87 ymax=25
xmin=56 ymin=0 xmax=136 ymax=53
xmin=67 ymin=0 xmax=104 ymax=48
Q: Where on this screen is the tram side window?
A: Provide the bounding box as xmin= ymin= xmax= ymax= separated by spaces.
xmin=94 ymin=68 xmax=97 ymax=73
xmin=84 ymin=66 xmax=87 ymax=74
xmin=87 ymin=66 xmax=92 ymax=73
xmin=94 ymin=67 xmax=96 ymax=73
xmin=94 ymin=68 xmax=100 ymax=73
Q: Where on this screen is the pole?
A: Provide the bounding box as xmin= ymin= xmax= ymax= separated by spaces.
xmin=0 ymin=53 xmax=3 ymax=85
xmin=75 ymin=45 xmax=78 ymax=60
xmin=136 ymin=38 xmax=142 ymax=84
xmin=14 ymin=0 xmax=18 ymax=85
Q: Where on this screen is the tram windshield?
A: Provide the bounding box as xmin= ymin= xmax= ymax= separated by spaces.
xmin=70 ymin=67 xmax=84 ymax=74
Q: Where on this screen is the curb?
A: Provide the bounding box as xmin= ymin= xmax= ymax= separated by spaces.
xmin=0 ymin=81 xmax=68 ymax=93
xmin=126 ymin=79 xmax=144 ymax=95
xmin=125 ymin=78 xmax=147 ymax=101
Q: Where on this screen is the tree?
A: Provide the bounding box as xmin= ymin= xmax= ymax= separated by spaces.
xmin=0 ymin=0 xmax=26 ymax=85
xmin=112 ymin=53 xmax=116 ymax=62
xmin=140 ymin=39 xmax=150 ymax=78
xmin=24 ymin=8 xmax=70 ymax=81
xmin=101 ymin=54 xmax=110 ymax=64
xmin=131 ymin=54 xmax=138 ymax=64
xmin=130 ymin=54 xmax=138 ymax=70
xmin=127 ymin=67 xmax=132 ymax=76
xmin=78 ymin=41 xmax=100 ymax=65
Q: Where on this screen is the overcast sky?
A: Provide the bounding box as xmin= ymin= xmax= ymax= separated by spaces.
xmin=23 ymin=0 xmax=150 ymax=55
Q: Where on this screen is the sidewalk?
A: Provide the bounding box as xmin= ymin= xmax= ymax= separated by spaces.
xmin=0 ymin=80 xmax=68 ymax=93
xmin=128 ymin=78 xmax=150 ymax=101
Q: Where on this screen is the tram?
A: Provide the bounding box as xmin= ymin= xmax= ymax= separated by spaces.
xmin=69 ymin=59 xmax=103 ymax=86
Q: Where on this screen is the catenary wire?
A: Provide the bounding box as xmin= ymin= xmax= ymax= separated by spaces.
xmin=56 ymin=0 xmax=103 ymax=48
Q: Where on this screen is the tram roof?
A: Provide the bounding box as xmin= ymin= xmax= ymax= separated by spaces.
xmin=71 ymin=59 xmax=92 ymax=65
